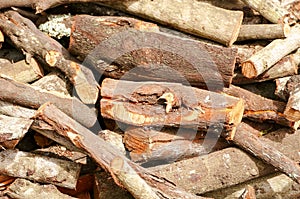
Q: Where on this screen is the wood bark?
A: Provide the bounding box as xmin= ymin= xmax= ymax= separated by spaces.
xmin=34 ymin=102 xmax=211 ymax=199
xmin=241 ymin=0 xmax=296 ymax=23
xmin=0 ymin=11 xmax=99 ymax=104
xmin=69 ymin=15 xmax=237 ymax=89
xmin=124 ymin=127 xmax=229 ymax=165
xmin=233 ymin=54 xmax=298 ymax=84
xmin=0 ymin=115 xmax=33 ymax=149
xmin=0 ymin=57 xmax=43 ymax=83
xmin=151 ymin=126 xmax=300 ymax=194
xmin=232 ymin=122 xmax=300 ymax=184
xmin=0 ymin=76 xmax=97 ymax=128
xmin=284 ymin=87 xmax=300 ymax=122
xmin=241 ymin=25 xmax=300 ymax=78
xmin=101 ymin=78 xmax=244 ymax=139
xmin=7 ymin=178 xmax=77 ymax=199
xmin=237 ymin=23 xmax=289 ymax=41
xmin=0 ymin=101 xmax=36 ymax=119
xmin=98 ymin=130 xmax=126 ymax=155
xmin=0 ymin=149 xmax=81 ymax=189
xmin=223 ymin=85 xmax=298 ymax=129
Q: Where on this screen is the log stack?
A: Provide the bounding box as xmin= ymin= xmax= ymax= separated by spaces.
xmin=0 ymin=0 xmax=299 ymax=198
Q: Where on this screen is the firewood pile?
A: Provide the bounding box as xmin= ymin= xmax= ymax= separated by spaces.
xmin=0 ymin=0 xmax=300 ymax=198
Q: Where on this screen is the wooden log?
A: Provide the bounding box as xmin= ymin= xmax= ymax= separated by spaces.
xmin=151 ymin=126 xmax=300 ymax=194
xmin=94 ymin=171 xmax=134 ymax=199
xmin=101 ymin=78 xmax=244 ymax=139
xmin=0 ymin=57 xmax=43 ymax=83
xmin=205 ymin=172 xmax=300 ymax=199
xmin=232 ymin=122 xmax=300 ymax=184
xmin=0 ymin=149 xmax=81 ymax=189
xmin=241 ymin=25 xmax=300 ymax=78
xmin=7 ymin=178 xmax=77 ymax=199
xmin=237 ymin=23 xmax=289 ymax=41
xmin=69 ymin=15 xmax=237 ymax=89
xmin=98 ymin=130 xmax=126 ymax=155
xmin=284 ymin=86 xmax=300 ymax=122
xmin=240 ymin=185 xmax=256 ymax=199
xmin=275 ymin=76 xmax=291 ymax=101
xmin=0 ymin=115 xmax=33 ymax=149
xmin=0 ymin=100 xmax=36 ymax=119
xmin=223 ymin=85 xmax=299 ymax=129
xmin=240 ymin=0 xmax=296 ymax=23
xmin=233 ymin=54 xmax=298 ymax=84
xmin=0 ymin=11 xmax=99 ymax=104
xmin=0 ymin=76 xmax=97 ymax=128
xmin=34 ymin=102 xmax=210 ymax=199
xmin=124 ymin=127 xmax=229 ymax=165
xmin=31 ymin=72 xmax=72 ymax=97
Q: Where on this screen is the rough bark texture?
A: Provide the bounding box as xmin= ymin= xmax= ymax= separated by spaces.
xmin=7 ymin=178 xmax=77 ymax=199
xmin=0 ymin=101 xmax=36 ymax=119
xmin=0 ymin=76 xmax=97 ymax=128
xmin=0 ymin=115 xmax=33 ymax=149
xmin=101 ymin=78 xmax=244 ymax=139
xmin=34 ymin=102 xmax=210 ymax=199
xmin=124 ymin=127 xmax=229 ymax=165
xmin=237 ymin=24 xmax=289 ymax=41
xmin=151 ymin=126 xmax=300 ymax=195
xmin=233 ymin=122 xmax=300 ymax=184
xmin=0 ymin=58 xmax=43 ymax=83
xmin=0 ymin=11 xmax=99 ymax=104
xmin=0 ymin=149 xmax=81 ymax=189
xmin=68 ymin=15 xmax=238 ymax=89
xmin=223 ymin=85 xmax=298 ymax=129
xmin=241 ymin=25 xmax=300 ymax=78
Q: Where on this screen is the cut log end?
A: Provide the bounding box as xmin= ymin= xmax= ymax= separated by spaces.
xmin=241 ymin=61 xmax=257 ymax=78
xmin=227 ymin=98 xmax=245 ymax=140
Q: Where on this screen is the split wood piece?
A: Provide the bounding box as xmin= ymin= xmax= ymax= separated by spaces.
xmin=152 ymin=126 xmax=300 ymax=195
xmin=34 ymin=133 xmax=53 ymax=148
xmin=0 ymin=57 xmax=43 ymax=83
xmin=233 ymin=122 xmax=300 ymax=184
xmin=284 ymin=86 xmax=300 ymax=122
xmin=237 ymin=23 xmax=290 ymax=41
xmin=234 ymin=44 xmax=264 ymax=66
xmin=7 ymin=178 xmax=77 ymax=199
xmin=31 ymin=72 xmax=72 ymax=97
xmin=0 ymin=149 xmax=81 ymax=189
xmin=233 ymin=54 xmax=298 ymax=84
xmin=111 ymin=156 xmax=160 ymax=199
xmin=275 ymin=76 xmax=291 ymax=101
xmin=0 ymin=115 xmax=33 ymax=149
xmin=34 ymin=102 xmax=211 ymax=199
xmin=70 ymin=16 xmax=237 ymax=89
xmin=241 ymin=0 xmax=296 ymax=24
xmin=101 ymin=78 xmax=244 ymax=139
xmin=68 ymin=15 xmax=159 ymax=61
xmin=241 ymin=25 xmax=300 ymax=78
xmin=124 ymin=127 xmax=230 ymax=165
xmin=94 ymin=171 xmax=134 ymax=199
xmin=240 ymin=185 xmax=256 ymax=199
xmin=98 ymin=130 xmax=126 ymax=155
xmin=205 ymin=172 xmax=300 ymax=199
xmin=0 ymin=100 xmax=36 ymax=119
xmin=223 ymin=85 xmax=299 ymax=129
xmin=0 ymin=11 xmax=98 ymax=104
xmin=0 ymin=76 xmax=97 ymax=128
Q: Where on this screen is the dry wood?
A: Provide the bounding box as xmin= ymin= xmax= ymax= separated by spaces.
xmin=241 ymin=0 xmax=296 ymax=23
xmin=223 ymin=85 xmax=299 ymax=129
xmin=240 ymin=185 xmax=256 ymax=199
xmin=69 ymin=15 xmax=237 ymax=89
xmin=7 ymin=178 xmax=77 ymax=199
xmin=0 ymin=31 xmax=3 ymax=43
xmin=233 ymin=54 xmax=298 ymax=84
xmin=242 ymin=25 xmax=300 ymax=78
xmin=0 ymin=11 xmax=98 ymax=104
xmin=237 ymin=23 xmax=289 ymax=41
xmin=98 ymin=130 xmax=126 ymax=155
xmin=94 ymin=171 xmax=134 ymax=199
xmin=101 ymin=78 xmax=244 ymax=139
xmin=284 ymin=86 xmax=300 ymax=121
xmin=205 ymin=172 xmax=300 ymax=199
xmin=199 ymin=0 xmax=246 ymax=10
xmin=0 ymin=149 xmax=81 ymax=189
xmin=110 ymin=156 xmax=160 ymax=199
xmin=0 ymin=76 xmax=96 ymax=128
xmin=0 ymin=115 xmax=33 ymax=149
xmin=275 ymin=76 xmax=291 ymax=101
xmin=233 ymin=122 xmax=300 ymax=184
xmin=151 ymin=126 xmax=300 ymax=194
xmin=0 ymin=57 xmax=43 ymax=83
xmin=0 ymin=101 xmax=36 ymax=119
xmin=124 ymin=127 xmax=229 ymax=165
xmin=34 ymin=102 xmax=210 ymax=199
xmin=31 ymin=72 xmax=71 ymax=97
